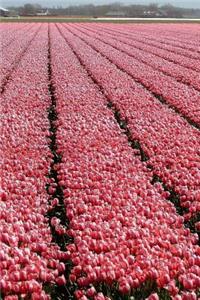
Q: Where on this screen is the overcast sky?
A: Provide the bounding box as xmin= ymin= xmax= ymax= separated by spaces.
xmin=2 ymin=0 xmax=200 ymax=8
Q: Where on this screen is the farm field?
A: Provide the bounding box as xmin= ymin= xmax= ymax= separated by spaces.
xmin=0 ymin=23 xmax=200 ymax=300
xmin=1 ymin=17 xmax=200 ymax=23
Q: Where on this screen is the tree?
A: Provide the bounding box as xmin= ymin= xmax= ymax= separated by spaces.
xmin=161 ymin=4 xmax=183 ymax=17
xmin=22 ymin=3 xmax=41 ymax=16
xmin=148 ymin=3 xmax=159 ymax=11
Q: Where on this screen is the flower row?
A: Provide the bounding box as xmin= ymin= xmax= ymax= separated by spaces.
xmin=80 ymin=23 xmax=200 ymax=92
xmin=123 ymin=23 xmax=200 ymax=52
xmin=58 ymin=24 xmax=200 ymax=220
xmin=98 ymin=23 xmax=200 ymax=72
xmin=98 ymin=23 xmax=200 ymax=59
xmin=49 ymin=24 xmax=200 ymax=300
xmin=67 ymin=24 xmax=200 ymax=125
xmin=0 ymin=23 xmax=30 ymax=49
xmin=0 ymin=25 xmax=66 ymax=299
xmin=0 ymin=24 xmax=40 ymax=91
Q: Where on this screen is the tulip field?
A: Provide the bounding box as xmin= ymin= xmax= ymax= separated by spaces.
xmin=0 ymin=23 xmax=200 ymax=300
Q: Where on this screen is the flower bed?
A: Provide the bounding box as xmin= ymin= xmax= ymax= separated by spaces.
xmin=1 ymin=23 xmax=200 ymax=300
xmin=49 ymin=24 xmax=200 ymax=300
xmin=58 ymin=24 xmax=200 ymax=220
xmin=0 ymin=25 xmax=66 ymax=299
xmin=78 ymin=24 xmax=200 ymax=92
xmin=0 ymin=24 xmax=40 ymax=91
xmin=65 ymin=24 xmax=200 ymax=125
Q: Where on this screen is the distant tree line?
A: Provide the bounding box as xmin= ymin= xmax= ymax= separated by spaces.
xmin=7 ymin=2 xmax=200 ymax=18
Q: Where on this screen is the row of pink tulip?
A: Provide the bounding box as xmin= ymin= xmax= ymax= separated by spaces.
xmin=97 ymin=24 xmax=200 ymax=58
xmin=0 ymin=25 xmax=66 ymax=299
xmin=92 ymin=23 xmax=200 ymax=72
xmin=57 ymin=24 xmax=200 ymax=221
xmin=79 ymin=24 xmax=200 ymax=92
xmin=123 ymin=23 xmax=200 ymax=47
xmin=0 ymin=24 xmax=30 ymax=49
xmin=66 ymin=24 xmax=200 ymax=125
xmin=49 ymin=24 xmax=200 ymax=300
xmin=0 ymin=24 xmax=40 ymax=90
